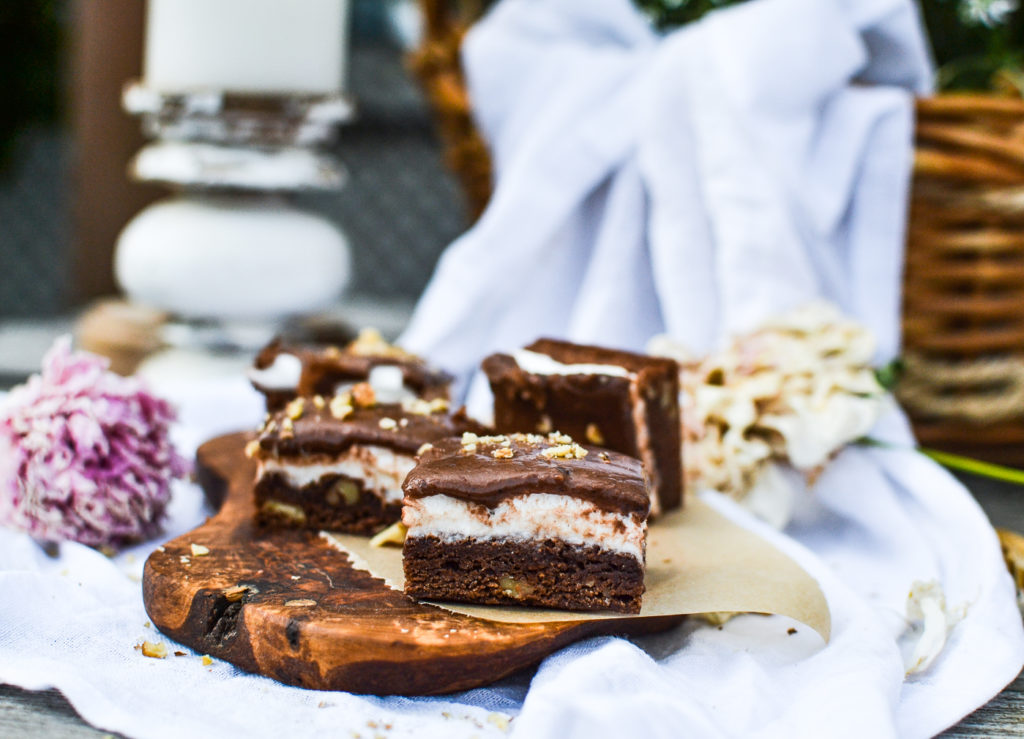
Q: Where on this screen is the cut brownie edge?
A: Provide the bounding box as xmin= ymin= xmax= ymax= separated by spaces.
xmin=403 ymin=535 xmax=645 ymax=614
xmin=255 ymin=472 xmax=401 ymax=535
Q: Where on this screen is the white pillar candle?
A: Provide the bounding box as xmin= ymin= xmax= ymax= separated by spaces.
xmin=144 ymin=0 xmax=350 ymax=95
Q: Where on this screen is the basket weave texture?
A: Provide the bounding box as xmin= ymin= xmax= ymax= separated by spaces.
xmin=903 ymin=95 xmax=1024 ymax=465
xmin=411 ymin=2 xmax=1024 ymax=465
xmin=408 ymin=0 xmax=492 ymax=220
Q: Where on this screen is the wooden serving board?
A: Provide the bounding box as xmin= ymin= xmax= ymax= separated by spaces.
xmin=143 ymin=432 xmax=681 ymax=695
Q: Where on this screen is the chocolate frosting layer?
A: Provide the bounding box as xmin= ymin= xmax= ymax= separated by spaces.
xmin=403 ymin=436 xmax=650 ymax=516
xmin=258 ymin=404 xmax=486 ymax=457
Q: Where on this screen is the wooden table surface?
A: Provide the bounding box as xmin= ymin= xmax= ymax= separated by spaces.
xmin=3 ymin=471 xmax=1023 ymax=737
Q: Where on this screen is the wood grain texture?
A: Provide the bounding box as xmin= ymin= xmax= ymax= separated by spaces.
xmin=143 ymin=432 xmax=679 ymax=695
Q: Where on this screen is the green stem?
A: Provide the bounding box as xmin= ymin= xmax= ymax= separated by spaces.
xmin=919 ymin=448 xmax=1024 ymax=486
xmin=862 ymin=437 xmax=1024 ymax=486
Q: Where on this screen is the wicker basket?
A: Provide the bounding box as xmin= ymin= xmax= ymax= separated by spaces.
xmin=411 ymin=3 xmax=1024 ymax=466
xmin=902 ymin=95 xmax=1024 ymax=466
xmin=408 ymin=0 xmax=492 ymax=220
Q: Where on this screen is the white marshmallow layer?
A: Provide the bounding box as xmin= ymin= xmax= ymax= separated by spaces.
xmin=258 ymin=445 xmax=416 ymax=504
xmin=402 ymin=492 xmax=645 ymax=561
xmin=512 ymin=349 xmax=631 ymax=378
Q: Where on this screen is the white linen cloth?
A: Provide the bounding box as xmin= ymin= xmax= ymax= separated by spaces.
xmin=0 ymin=379 xmax=1020 ymax=738
xmin=0 ymin=2 xmax=1022 ymax=738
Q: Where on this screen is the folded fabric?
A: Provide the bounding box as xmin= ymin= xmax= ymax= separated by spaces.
xmin=401 ymin=0 xmax=932 ymax=396
xmin=0 ymin=381 xmax=1019 ymax=739
xmin=396 ymin=0 xmax=1024 ymax=734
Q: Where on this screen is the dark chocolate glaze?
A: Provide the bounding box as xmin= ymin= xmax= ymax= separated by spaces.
xmin=258 ymin=405 xmax=487 ymax=457
xmin=403 ymin=436 xmax=650 ymax=517
xmin=252 ymin=339 xmax=452 ymax=411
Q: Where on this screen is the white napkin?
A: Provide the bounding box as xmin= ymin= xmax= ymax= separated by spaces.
xmin=401 ymin=0 xmax=931 ymax=397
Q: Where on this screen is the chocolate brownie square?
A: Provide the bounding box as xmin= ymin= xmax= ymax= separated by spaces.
xmin=402 ymin=432 xmax=649 ymax=613
xmin=482 ymin=338 xmax=682 ymax=515
xmin=249 ymin=328 xmax=451 ymax=412
xmin=248 ymin=388 xmax=482 ymax=534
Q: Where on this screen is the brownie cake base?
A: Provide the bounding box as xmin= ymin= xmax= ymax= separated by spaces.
xmin=403 ymin=536 xmax=645 ymax=613
xmin=255 ymin=473 xmax=401 ymax=535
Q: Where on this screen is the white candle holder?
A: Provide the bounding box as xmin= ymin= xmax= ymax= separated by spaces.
xmin=115 ymin=83 xmax=355 ymax=352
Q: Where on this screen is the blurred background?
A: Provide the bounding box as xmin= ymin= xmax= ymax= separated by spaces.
xmin=3 ymin=0 xmax=1024 ymax=467
xmin=0 ymin=0 xmax=470 ymax=380
xmin=2 ymin=0 xmax=1022 ymax=316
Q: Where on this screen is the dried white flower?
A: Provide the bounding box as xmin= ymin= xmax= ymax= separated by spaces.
xmin=649 ymin=301 xmax=885 ymax=527
xmin=901 ymin=580 xmax=965 ymax=675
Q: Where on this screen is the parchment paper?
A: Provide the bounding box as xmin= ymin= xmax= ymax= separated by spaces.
xmin=324 ymin=499 xmax=830 ymax=640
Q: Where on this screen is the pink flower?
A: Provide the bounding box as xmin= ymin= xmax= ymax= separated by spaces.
xmin=0 ymin=337 xmax=190 ymax=548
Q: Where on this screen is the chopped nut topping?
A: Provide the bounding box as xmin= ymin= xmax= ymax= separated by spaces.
xmin=599 ymin=451 xmax=611 ymax=463
xmin=541 ymin=443 xmax=588 ymax=460
xmin=378 ymin=417 xmax=398 ymax=430
xmin=323 ymin=345 xmax=342 ymax=359
xmin=280 ymin=417 xmax=294 ymax=438
xmin=221 ymin=585 xmax=248 ymax=602
xmin=461 ymin=432 xmax=480 ymax=445
xmin=140 ymin=641 xmax=168 ymax=659
xmin=369 ymin=521 xmax=407 ymax=548
xmin=462 ymin=443 xmax=478 ymax=454
xmin=312 ymin=394 xmax=326 ymax=409
xmin=179 ymin=556 xmax=190 ymax=565
xmin=284 ymin=599 xmax=317 ymax=608
xmin=492 ymin=447 xmax=515 ymax=460
xmin=403 ymin=397 xmax=449 ymax=415
xmin=244 ymin=439 xmax=261 ymax=458
xmin=487 ymin=713 xmax=511 ymax=732
xmin=190 ymin=543 xmax=210 ymax=557
xmin=285 ymin=397 xmax=305 ymax=420
xmin=511 ymin=432 xmax=544 ymax=445
xmin=351 ymin=382 xmax=376 ymax=408
xmin=399 ymin=417 xmax=409 ymax=428
xmin=201 ymin=655 xmax=213 ymax=666
xmin=329 ymin=394 xmax=354 ymax=420
xmin=546 ymin=431 xmax=573 ymax=445
xmin=403 ymin=398 xmax=428 ymax=415
xmin=585 ymin=423 xmax=605 ymax=445
xmin=416 ymin=442 xmax=434 ymax=456
xmin=347 ymin=327 xmax=414 ymax=359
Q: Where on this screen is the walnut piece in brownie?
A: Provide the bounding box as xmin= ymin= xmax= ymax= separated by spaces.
xmin=482 ymin=338 xmax=682 ymax=516
xmin=402 ymin=433 xmax=649 ymax=613
xmin=248 ymin=328 xmax=452 ymax=412
xmin=248 ymin=387 xmax=483 ymax=534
